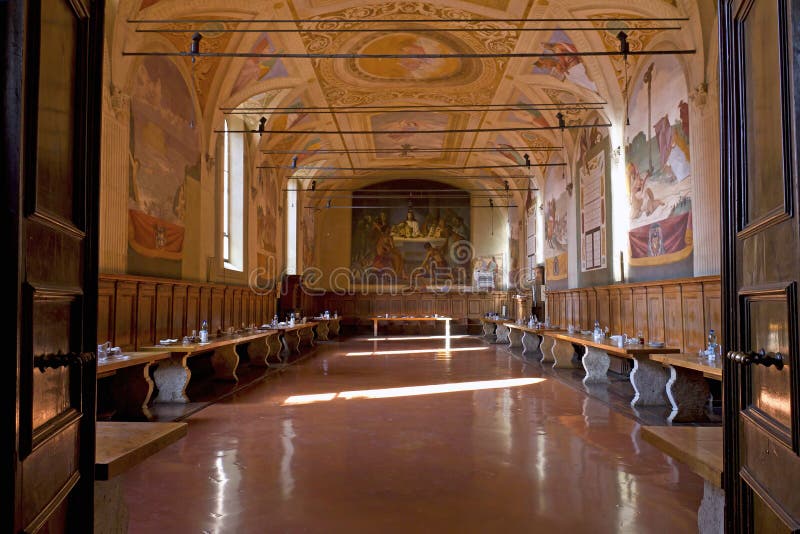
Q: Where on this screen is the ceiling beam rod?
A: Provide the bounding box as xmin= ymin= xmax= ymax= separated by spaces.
xmin=281 ymin=191 xmax=539 ymax=198
xmin=260 ymin=147 xmax=562 ymax=154
xmin=306 ymin=194 xmax=534 ymax=199
xmin=227 ymin=106 xmax=604 ymax=115
xmin=136 ymin=25 xmax=681 ymax=33
xmin=222 ymin=102 xmax=606 ymax=111
xmin=226 ymin=123 xmax=611 ymax=135
xmin=260 ymin=163 xmax=561 ymax=171
xmin=123 ymin=49 xmax=696 ymax=59
xmin=309 ymin=205 xmax=519 ymax=209
xmin=285 ymin=176 xmax=540 ymax=180
xmin=127 ymin=16 xmax=690 ymax=24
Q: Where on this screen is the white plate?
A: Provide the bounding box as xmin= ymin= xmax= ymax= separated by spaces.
xmin=648 ymin=341 xmax=665 ymax=348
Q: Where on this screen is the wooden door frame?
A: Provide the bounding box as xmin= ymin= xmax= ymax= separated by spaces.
xmin=1 ymin=0 xmax=105 ymax=530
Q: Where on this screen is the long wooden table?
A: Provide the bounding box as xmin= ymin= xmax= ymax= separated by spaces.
xmin=98 ymin=351 xmax=171 ymax=420
xmin=650 ymin=353 xmax=723 ymax=422
xmin=504 ymin=323 xmax=562 ymax=354
xmin=309 ymin=317 xmax=341 ymax=340
xmin=270 ymin=322 xmax=318 ymax=360
xmin=140 ymin=330 xmax=278 ymax=403
xmin=544 ymin=332 xmax=680 ymax=407
xmin=478 ymin=317 xmax=511 ymax=343
xmin=371 ymin=316 xmax=451 ymax=339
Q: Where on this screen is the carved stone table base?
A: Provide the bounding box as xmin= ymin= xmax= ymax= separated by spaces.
xmin=482 ymin=321 xmax=496 ymax=338
xmin=630 ymin=357 xmax=669 ymax=406
xmin=110 ymin=363 xmax=157 ymax=420
xmin=211 ymin=344 xmax=239 ymax=382
xmin=281 ymin=330 xmax=302 ymax=355
xmin=698 ymin=480 xmax=724 ymax=534
xmin=507 ymin=328 xmax=523 ymax=348
xmin=521 ymin=332 xmax=541 ymax=355
xmin=315 ymin=321 xmax=330 ymax=341
xmin=328 ymin=318 xmax=341 ymax=337
xmin=666 ymin=365 xmax=711 ymax=423
xmin=552 ymin=338 xmax=579 ymax=368
xmin=494 ymin=323 xmax=510 ymax=344
xmin=153 ymin=354 xmax=191 ymax=403
xmin=540 ymin=335 xmax=556 ymax=363
xmin=581 ymin=346 xmax=610 ymax=384
xmin=298 ymin=325 xmax=315 ymax=348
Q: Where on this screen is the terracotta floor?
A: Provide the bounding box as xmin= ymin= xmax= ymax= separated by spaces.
xmin=123 ymin=335 xmax=703 ymax=533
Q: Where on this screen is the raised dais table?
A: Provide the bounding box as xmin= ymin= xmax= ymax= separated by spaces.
xmin=547 ymin=332 xmax=680 ymax=406
xmin=371 ymin=316 xmax=452 ymax=339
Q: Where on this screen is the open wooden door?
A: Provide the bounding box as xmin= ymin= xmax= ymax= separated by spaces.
xmin=720 ymin=0 xmax=800 ymax=531
xmin=1 ymin=0 xmax=104 ymax=531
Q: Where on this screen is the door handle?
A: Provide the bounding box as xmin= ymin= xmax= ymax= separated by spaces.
xmin=34 ymin=351 xmax=96 ymax=373
xmin=727 ymin=348 xmax=785 ymax=370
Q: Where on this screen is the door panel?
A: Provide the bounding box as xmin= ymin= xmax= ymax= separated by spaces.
xmin=721 ymin=0 xmax=800 ymax=531
xmin=3 ymin=0 xmax=104 ymax=530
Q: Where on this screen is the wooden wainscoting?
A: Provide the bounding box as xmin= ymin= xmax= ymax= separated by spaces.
xmin=316 ymin=290 xmax=512 ymax=325
xmin=545 ymin=276 xmax=721 ymax=354
xmin=98 ymin=274 xmax=278 ymax=351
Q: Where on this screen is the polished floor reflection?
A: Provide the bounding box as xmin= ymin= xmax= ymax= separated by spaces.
xmin=123 ymin=335 xmax=702 ymax=533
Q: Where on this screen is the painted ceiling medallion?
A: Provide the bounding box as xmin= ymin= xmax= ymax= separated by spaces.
xmin=355 ymin=32 xmax=464 ymax=82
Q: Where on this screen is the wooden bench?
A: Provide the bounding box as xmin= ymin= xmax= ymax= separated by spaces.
xmin=641 ymin=426 xmax=723 ymax=534
xmin=97 ymin=351 xmax=171 ymax=420
xmin=95 ymin=421 xmax=188 ymax=533
xmin=650 ymin=353 xmax=723 ymax=423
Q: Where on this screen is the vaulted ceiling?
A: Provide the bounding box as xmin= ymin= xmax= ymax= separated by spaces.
xmin=108 ymin=0 xmax=711 ymax=202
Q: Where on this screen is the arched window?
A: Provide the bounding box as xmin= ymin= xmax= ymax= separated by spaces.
xmin=223 ymin=119 xmax=244 ymax=271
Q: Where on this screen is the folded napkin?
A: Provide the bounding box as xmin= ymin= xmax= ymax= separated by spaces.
xmin=159 ymin=338 xmax=178 ymax=344
xmin=107 ymin=346 xmax=123 ymax=355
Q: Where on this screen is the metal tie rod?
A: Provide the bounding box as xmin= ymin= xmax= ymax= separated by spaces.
xmin=128 ymin=16 xmax=690 ymax=24
xmin=124 ymin=50 xmax=695 ymax=59
xmin=136 ymin=25 xmax=681 ymax=33
xmin=226 ymin=123 xmax=612 ymax=135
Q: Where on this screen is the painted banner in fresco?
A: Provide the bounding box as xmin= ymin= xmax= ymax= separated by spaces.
xmin=580 ymin=150 xmax=606 ymax=271
xmin=629 ymin=211 xmax=692 ymax=264
xmin=128 ymin=209 xmax=184 ymax=260
xmin=544 ymin=156 xmax=569 ymax=282
xmin=625 ymin=56 xmax=692 ymax=273
xmin=128 ymin=57 xmax=199 ymax=263
xmin=350 ymin=183 xmax=471 ymax=285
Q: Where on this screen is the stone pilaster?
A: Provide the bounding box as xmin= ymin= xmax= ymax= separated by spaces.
xmin=99 ymin=85 xmax=130 ymax=273
xmin=689 ymin=82 xmax=722 ymax=276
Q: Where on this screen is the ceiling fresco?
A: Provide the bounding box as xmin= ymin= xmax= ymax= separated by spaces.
xmin=118 ymin=0 xmax=699 ymax=193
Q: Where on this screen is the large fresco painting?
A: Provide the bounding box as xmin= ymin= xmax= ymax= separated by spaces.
xmin=350 ymin=181 xmax=471 ymax=286
xmin=128 ymin=57 xmax=200 ymax=273
xmin=231 ymin=33 xmax=288 ymax=95
xmin=254 ymin=167 xmax=278 ymax=289
xmin=370 ymin=112 xmax=449 ymax=158
xmin=544 ymin=155 xmax=569 ymax=284
xmin=625 ymin=56 xmax=692 ymax=278
xmin=532 ymin=31 xmax=598 ymax=93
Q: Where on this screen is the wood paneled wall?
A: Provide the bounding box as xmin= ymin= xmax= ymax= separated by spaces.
xmin=545 ymin=276 xmax=721 ymax=354
xmin=98 ymin=274 xmax=278 ymax=351
xmin=316 ymin=291 xmax=512 ymax=323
